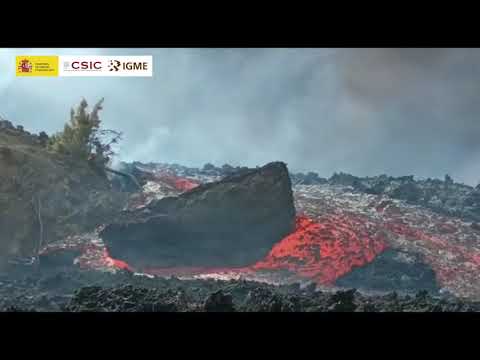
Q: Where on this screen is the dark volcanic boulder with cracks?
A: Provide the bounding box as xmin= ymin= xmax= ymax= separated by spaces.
xmin=100 ymin=162 xmax=296 ymax=268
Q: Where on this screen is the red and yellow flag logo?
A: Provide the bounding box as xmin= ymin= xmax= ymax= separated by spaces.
xmin=16 ymin=56 xmax=59 ymax=77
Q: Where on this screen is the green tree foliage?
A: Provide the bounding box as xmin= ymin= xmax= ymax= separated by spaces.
xmin=48 ymin=98 xmax=122 ymax=169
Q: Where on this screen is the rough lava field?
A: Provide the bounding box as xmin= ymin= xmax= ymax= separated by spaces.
xmin=41 ymin=162 xmax=480 ymax=302
xmin=292 ymin=184 xmax=480 ymax=299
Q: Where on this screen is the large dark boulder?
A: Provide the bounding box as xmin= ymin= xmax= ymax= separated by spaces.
xmin=100 ymin=162 xmax=296 ymax=268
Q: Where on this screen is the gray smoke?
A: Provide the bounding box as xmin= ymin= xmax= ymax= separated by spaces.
xmin=1 ymin=48 xmax=480 ymax=185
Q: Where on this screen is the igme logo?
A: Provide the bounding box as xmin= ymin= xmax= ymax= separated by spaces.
xmin=108 ymin=59 xmax=149 ymax=72
xmin=108 ymin=60 xmax=121 ymax=72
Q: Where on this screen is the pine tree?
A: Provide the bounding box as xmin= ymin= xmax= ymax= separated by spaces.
xmin=48 ymin=98 xmax=122 ymax=169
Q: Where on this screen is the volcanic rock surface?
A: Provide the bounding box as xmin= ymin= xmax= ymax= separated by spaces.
xmin=5 ymin=121 xmax=480 ymax=311
xmin=327 ymin=172 xmax=480 ymax=222
xmin=99 ymin=162 xmax=480 ymax=300
xmin=101 ymin=162 xmax=296 ymax=269
xmin=335 ymin=249 xmax=439 ymax=293
xmin=2 ymin=267 xmax=476 ymax=312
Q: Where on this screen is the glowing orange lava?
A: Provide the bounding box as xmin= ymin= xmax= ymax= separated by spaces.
xmin=109 ymin=258 xmax=134 ymax=272
xmin=173 ymin=178 xmax=199 ymax=191
xmin=252 ymin=215 xmax=388 ymax=284
xmin=155 ymin=171 xmax=199 ymax=192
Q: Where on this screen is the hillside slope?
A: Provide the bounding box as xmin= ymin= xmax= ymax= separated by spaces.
xmin=0 ymin=120 xmax=127 ymax=264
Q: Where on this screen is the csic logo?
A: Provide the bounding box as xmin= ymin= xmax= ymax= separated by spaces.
xmin=65 ymin=60 xmax=102 ymax=71
xmin=18 ymin=58 xmax=33 ymax=73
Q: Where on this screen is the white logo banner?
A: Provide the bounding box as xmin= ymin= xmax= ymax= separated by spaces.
xmin=59 ymin=56 xmax=153 ymax=77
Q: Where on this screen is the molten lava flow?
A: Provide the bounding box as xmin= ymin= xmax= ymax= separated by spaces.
xmin=173 ymin=178 xmax=199 ymax=191
xmin=41 ymin=211 xmax=388 ymax=287
xmin=252 ymin=215 xmax=388 ymax=285
xmin=41 ymin=175 xmax=480 ymax=298
xmin=100 ymin=209 xmax=480 ymax=298
xmin=103 ymin=214 xmax=389 ymax=285
xmin=108 ymin=257 xmax=134 ymax=272
xmin=155 ymin=171 xmax=199 ymax=192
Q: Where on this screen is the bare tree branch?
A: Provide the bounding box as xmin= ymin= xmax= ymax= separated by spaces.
xmin=31 ymin=195 xmax=43 ymax=264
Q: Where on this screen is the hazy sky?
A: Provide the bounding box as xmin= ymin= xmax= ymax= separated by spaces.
xmin=1 ymin=48 xmax=480 ymax=185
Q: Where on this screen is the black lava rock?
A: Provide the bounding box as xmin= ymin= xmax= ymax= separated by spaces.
xmin=327 ymin=289 xmax=357 ymax=312
xmin=204 ymin=290 xmax=235 ymax=312
xmin=335 ymin=250 xmax=439 ymax=293
xmin=101 ymin=162 xmax=296 ymax=268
